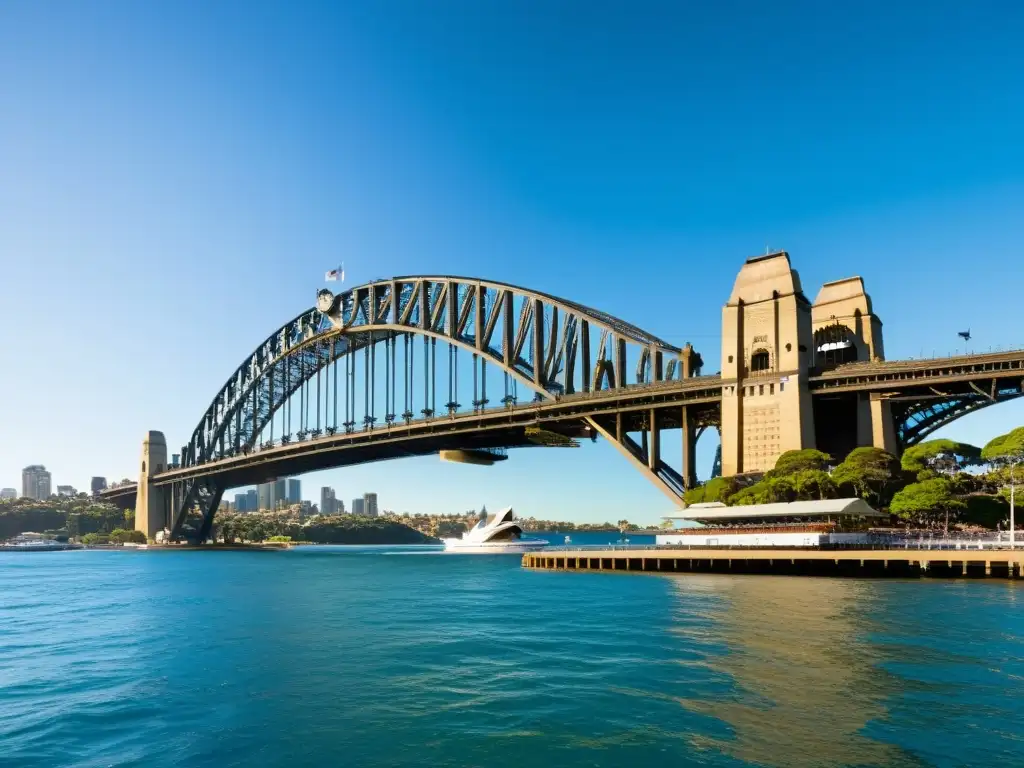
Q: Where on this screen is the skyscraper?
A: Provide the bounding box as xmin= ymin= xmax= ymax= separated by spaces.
xmin=363 ymin=492 xmax=378 ymax=518
xmin=0 ymin=488 xmax=16 ymax=500
xmin=351 ymin=497 xmax=365 ymax=516
xmin=91 ymin=477 xmax=107 ymax=496
xmin=22 ymin=465 xmax=52 ymax=500
xmin=234 ymin=492 xmax=249 ymax=512
xmin=257 ymin=482 xmax=273 ymax=511
xmin=56 ymin=485 xmax=76 ymax=496
xmin=287 ymin=479 xmax=301 ymax=505
xmin=257 ymin=480 xmax=290 ymax=511
xmin=246 ymin=489 xmax=258 ymax=511
xmin=320 ymin=486 xmax=337 ymax=515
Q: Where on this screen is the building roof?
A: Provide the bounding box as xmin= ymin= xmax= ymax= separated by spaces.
xmin=669 ymin=498 xmax=884 ymax=522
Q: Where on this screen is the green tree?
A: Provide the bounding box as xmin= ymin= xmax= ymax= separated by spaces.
xmin=732 ymin=476 xmax=797 ymax=505
xmin=962 ymin=494 xmax=1009 ymax=529
xmin=890 ymin=477 xmax=966 ymax=531
xmin=901 ymin=439 xmax=982 ymax=475
xmin=108 ymin=528 xmax=146 ymax=544
xmin=435 ymin=520 xmax=468 ymax=538
xmin=790 ymin=469 xmax=839 ymax=501
xmin=982 ymin=426 xmax=1024 ymax=535
xmin=683 ymin=476 xmax=739 ymax=505
xmin=981 ymin=426 xmax=1024 ymax=464
xmin=831 ymin=447 xmax=906 ymax=508
xmin=766 ymin=449 xmax=832 ymax=478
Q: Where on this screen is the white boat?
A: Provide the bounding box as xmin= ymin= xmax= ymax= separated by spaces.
xmin=443 ymin=507 xmax=549 ymax=554
xmin=0 ymin=535 xmax=81 ymax=552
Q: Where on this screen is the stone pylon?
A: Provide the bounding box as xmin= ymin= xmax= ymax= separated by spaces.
xmin=135 ymin=431 xmax=169 ymax=540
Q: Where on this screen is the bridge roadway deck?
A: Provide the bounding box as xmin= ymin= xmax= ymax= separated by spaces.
xmin=523 ymin=547 xmax=1024 ymax=579
xmin=147 ymin=375 xmax=723 ymax=488
xmin=806 ymin=349 xmax=1024 ymax=393
xmin=100 ymin=347 xmax=1024 ymax=502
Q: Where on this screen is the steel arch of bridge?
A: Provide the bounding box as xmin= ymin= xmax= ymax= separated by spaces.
xmin=170 ymin=277 xmax=698 ymax=538
xmin=894 ymin=387 xmax=1024 ymax=448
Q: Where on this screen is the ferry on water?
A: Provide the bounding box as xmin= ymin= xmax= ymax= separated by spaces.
xmin=0 ymin=533 xmax=82 ymax=552
xmin=443 ymin=507 xmax=549 ymax=554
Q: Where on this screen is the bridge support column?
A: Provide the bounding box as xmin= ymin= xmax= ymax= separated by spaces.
xmin=136 ymin=431 xmax=169 ymax=541
xmin=681 ymin=405 xmax=697 ymax=490
xmin=869 ymin=394 xmax=897 ymax=454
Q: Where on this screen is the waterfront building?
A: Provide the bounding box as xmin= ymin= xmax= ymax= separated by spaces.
xmin=320 ymin=486 xmax=337 ymax=514
xmin=351 ymin=497 xmax=365 ymax=516
xmin=0 ymin=488 xmax=16 ymax=500
xmin=363 ymin=492 xmax=378 ymax=518
xmin=657 ymin=499 xmax=886 ymax=547
xmin=90 ymin=477 xmax=107 ymax=496
xmin=234 ymin=492 xmax=249 ymax=512
xmin=21 ymin=465 xmax=52 ymax=500
xmin=245 ymin=489 xmax=257 ymax=511
xmin=287 ymin=479 xmax=301 ymax=505
xmin=56 ymin=485 xmax=76 ymax=496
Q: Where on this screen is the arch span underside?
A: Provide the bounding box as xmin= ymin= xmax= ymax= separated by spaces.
xmin=894 ymin=386 xmax=1024 ymax=448
xmin=170 ymin=277 xmax=702 ymax=539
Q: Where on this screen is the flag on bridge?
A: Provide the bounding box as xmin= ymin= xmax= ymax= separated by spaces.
xmin=325 ymin=264 xmax=345 ymax=282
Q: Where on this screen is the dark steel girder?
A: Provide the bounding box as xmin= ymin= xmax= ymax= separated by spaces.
xmin=181 ymin=277 xmax=690 ymax=471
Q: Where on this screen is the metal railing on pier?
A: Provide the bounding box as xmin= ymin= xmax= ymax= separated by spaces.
xmin=540 ymin=537 xmax=1022 ymax=553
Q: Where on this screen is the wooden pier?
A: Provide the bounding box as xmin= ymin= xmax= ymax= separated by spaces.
xmin=522 ymin=548 xmax=1024 ymax=579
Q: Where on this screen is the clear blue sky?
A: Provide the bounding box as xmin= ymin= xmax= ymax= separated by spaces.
xmin=2 ymin=1 xmax=1022 ymax=523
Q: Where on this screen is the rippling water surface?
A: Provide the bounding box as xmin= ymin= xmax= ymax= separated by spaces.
xmin=2 ymin=544 xmax=1022 ymax=767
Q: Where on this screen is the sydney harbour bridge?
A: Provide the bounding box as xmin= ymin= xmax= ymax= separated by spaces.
xmin=100 ymin=252 xmax=1024 ymax=542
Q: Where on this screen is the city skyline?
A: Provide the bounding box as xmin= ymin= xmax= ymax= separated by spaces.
xmin=2 ymin=3 xmax=1023 ymax=523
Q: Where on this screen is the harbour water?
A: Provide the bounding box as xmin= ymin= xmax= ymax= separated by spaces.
xmin=1 ymin=542 xmax=1022 ymax=767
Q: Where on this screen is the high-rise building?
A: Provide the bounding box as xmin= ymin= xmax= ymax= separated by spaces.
xmin=56 ymin=485 xmax=76 ymax=496
xmin=257 ymin=482 xmax=273 ymax=511
xmin=259 ymin=480 xmax=289 ymax=511
xmin=363 ymin=492 xmax=378 ymax=518
xmin=22 ymin=465 xmax=52 ymax=500
xmin=351 ymin=497 xmax=365 ymax=516
xmin=336 ymin=498 xmax=345 ymax=514
xmin=320 ymin=486 xmax=337 ymax=515
xmin=287 ymin=479 xmax=301 ymax=504
xmin=245 ymin=489 xmax=257 ymax=511
xmin=234 ymin=492 xmax=249 ymax=512
xmin=0 ymin=488 xmax=16 ymax=500
xmin=90 ymin=477 xmax=107 ymax=496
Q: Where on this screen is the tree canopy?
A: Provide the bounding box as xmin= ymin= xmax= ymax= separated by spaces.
xmin=901 ymin=439 xmax=981 ymax=475
xmin=683 ymin=476 xmax=739 ymax=505
xmin=831 ymin=447 xmax=905 ymax=508
xmin=766 ymin=449 xmax=832 ymax=478
xmin=890 ymin=477 xmax=966 ymax=530
xmin=982 ymin=427 xmax=1024 ymax=463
